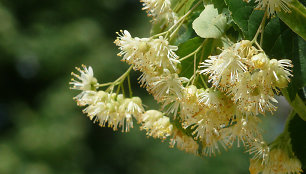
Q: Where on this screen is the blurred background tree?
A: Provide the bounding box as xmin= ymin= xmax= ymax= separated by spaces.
xmin=0 ymin=0 xmax=291 ymax=173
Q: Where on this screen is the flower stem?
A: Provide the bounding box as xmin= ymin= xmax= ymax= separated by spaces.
xmin=173 ymin=0 xmax=189 ymax=13
xmin=99 ymin=65 xmax=133 ymax=92
xmin=128 ymin=74 xmax=133 ymax=98
xmin=251 ymin=10 xmax=267 ymax=44
xmin=153 ymin=0 xmax=202 ymax=39
xmin=179 ymin=41 xmax=205 ymax=61
xmin=281 ymin=88 xmax=306 ymax=121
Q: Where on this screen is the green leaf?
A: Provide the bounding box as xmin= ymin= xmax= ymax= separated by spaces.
xmin=205 ymin=0 xmax=227 ymax=12
xmin=224 ymin=0 xmax=264 ymax=40
xmin=262 ymin=17 xmax=282 ymax=53
xmin=282 ymin=89 xmax=306 ymax=120
xmin=176 ymin=0 xmax=196 ymax=17
xmin=176 ymin=37 xmax=215 ymax=79
xmin=224 ymin=0 xmax=253 ymax=36
xmin=248 ymin=10 xmax=264 ymax=39
xmin=262 ymin=17 xmax=306 ymax=98
xmin=277 ymin=0 xmax=306 ymax=40
xmin=297 ymin=37 xmax=306 ymax=86
xmin=177 ymin=37 xmax=203 ymax=78
xmin=192 ymin=4 xmax=227 ymax=39
xmin=173 ymin=2 xmax=205 ymax=45
xmin=288 ymin=113 xmax=306 ymax=169
xmin=287 ymin=37 xmax=306 ymax=99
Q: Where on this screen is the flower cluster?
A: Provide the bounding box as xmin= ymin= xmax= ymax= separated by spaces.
xmin=69 ymin=0 xmax=303 ymax=173
xmin=200 ymin=40 xmax=293 ymax=116
xmin=176 ymin=85 xmax=263 ymax=156
xmin=70 ymin=65 xmax=145 ymax=132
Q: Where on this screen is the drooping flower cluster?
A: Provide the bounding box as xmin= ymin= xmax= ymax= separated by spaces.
xmin=69 ymin=0 xmax=303 ymax=173
xmin=200 ymin=40 xmax=293 ymax=116
xmin=70 ymin=65 xmax=145 ymax=132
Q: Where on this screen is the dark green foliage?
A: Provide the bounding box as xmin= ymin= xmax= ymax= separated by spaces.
xmin=289 ymin=114 xmax=306 ymax=169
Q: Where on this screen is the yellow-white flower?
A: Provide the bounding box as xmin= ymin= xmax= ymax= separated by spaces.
xmin=254 ymin=0 xmax=292 ymax=16
xmin=170 ymin=129 xmax=199 ymax=155
xmin=118 ymin=96 xmax=145 ymax=126
xmin=269 ymin=59 xmax=293 ymax=88
xmin=140 ymin=0 xmax=177 ymax=22
xmin=140 ymin=110 xmax=173 ymax=139
xmin=197 ymin=88 xmax=226 ymax=108
xmin=150 ymin=36 xmax=180 ymax=71
xmin=249 ymin=148 xmax=302 ymax=174
xmin=83 ymin=93 xmax=145 ymax=132
xmin=114 ymin=30 xmax=150 ymax=71
xmin=70 ymin=65 xmax=98 ymax=91
xmin=115 ymin=30 xmax=180 ymax=73
xmin=221 ymin=116 xmax=262 ymax=147
xmin=74 ymin=91 xmax=99 ymax=106
xmin=199 ymin=48 xmax=248 ymax=90
xmin=150 ymin=69 xmax=188 ymax=101
xmin=70 ymin=65 xmax=145 ymax=132
xmin=247 ymin=139 xmax=270 ymax=162
xmin=229 ymin=71 xmax=278 ymax=115
xmin=180 ymin=85 xmax=201 ymax=119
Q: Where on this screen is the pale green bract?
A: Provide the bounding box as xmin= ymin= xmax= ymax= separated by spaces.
xmin=192 ymin=4 xmax=227 ymax=39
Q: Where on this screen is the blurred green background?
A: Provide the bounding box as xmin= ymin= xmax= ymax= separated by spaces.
xmin=0 ymin=0 xmax=291 ymax=173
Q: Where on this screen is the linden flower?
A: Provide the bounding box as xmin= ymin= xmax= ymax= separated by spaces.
xmin=141 ymin=0 xmax=171 ymax=17
xmin=150 ymin=36 xmax=180 ymax=71
xmin=170 ymin=129 xmax=199 ymax=155
xmin=114 ymin=30 xmax=150 ymax=71
xmin=150 ymin=69 xmax=188 ymax=101
xmin=70 ymin=65 xmax=98 ymax=91
xmin=70 ymin=65 xmax=145 ymax=132
xmin=140 ymin=0 xmax=177 ymax=22
xmin=250 ymin=53 xmax=270 ymax=70
xmin=250 ymin=53 xmax=293 ymax=89
xmin=180 ymin=85 xmax=201 ymax=119
xmin=247 ymin=139 xmax=270 ymax=162
xmin=269 ymin=59 xmax=293 ymax=88
xmin=182 ymin=105 xmax=230 ymax=156
xmin=74 ymin=91 xmax=99 ymax=106
xmin=186 ymin=108 xmax=230 ymax=156
xmin=221 ymin=116 xmax=262 ymax=147
xmin=118 ymin=96 xmax=145 ymax=124
xmin=196 ymin=87 xmax=236 ymax=117
xmin=249 ymin=148 xmax=302 ymax=174
xmin=199 ymin=48 xmax=247 ymax=90
xmin=254 ymin=0 xmax=292 ymax=17
xmin=234 ymin=40 xmax=258 ymax=60
xmin=161 ymin=95 xmax=181 ymax=117
xmin=83 ymin=93 xmax=144 ymax=132
xmin=229 ymin=72 xmax=278 ymax=115
xmin=197 ymin=88 xmax=230 ymax=109
xmin=140 ymin=110 xmax=173 ymax=139
xmin=115 ymin=31 xmax=180 ymax=73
